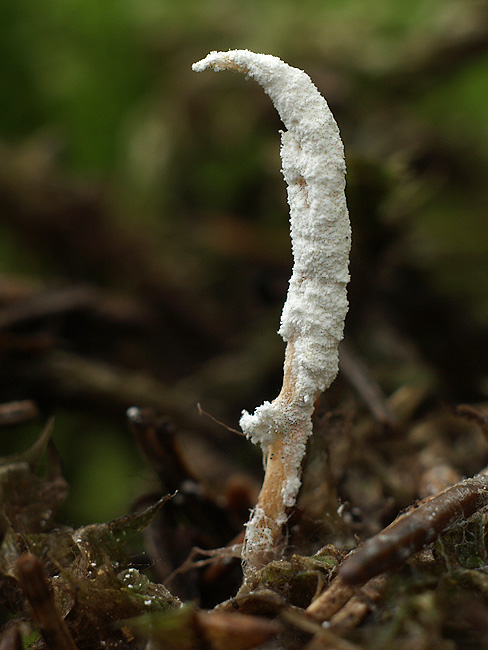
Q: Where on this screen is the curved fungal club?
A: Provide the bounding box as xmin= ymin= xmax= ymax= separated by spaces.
xmin=193 ymin=50 xmax=351 ymax=573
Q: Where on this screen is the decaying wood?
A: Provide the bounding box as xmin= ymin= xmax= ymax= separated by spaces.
xmin=305 ymin=572 xmax=386 ymax=638
xmin=328 ymin=575 xmax=386 ymax=631
xmin=306 ymin=575 xmax=356 ymax=622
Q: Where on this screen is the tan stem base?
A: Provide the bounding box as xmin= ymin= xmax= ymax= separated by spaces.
xmin=242 ymin=341 xmax=316 ymax=574
xmin=242 ymin=437 xmax=289 ymax=570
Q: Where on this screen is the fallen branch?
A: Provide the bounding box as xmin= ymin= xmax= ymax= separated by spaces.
xmin=339 ymin=467 xmax=488 ymax=585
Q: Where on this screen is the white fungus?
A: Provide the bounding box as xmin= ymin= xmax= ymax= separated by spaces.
xmin=193 ymin=50 xmax=350 ymax=571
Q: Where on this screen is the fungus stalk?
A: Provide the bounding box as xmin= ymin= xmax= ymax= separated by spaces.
xmin=193 ymin=50 xmax=351 ymax=573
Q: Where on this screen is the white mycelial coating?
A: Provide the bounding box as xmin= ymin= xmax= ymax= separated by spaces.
xmin=193 ymin=50 xmax=350 ymax=455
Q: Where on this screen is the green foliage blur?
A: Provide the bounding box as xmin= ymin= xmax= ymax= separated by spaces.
xmin=2 ymin=0 xmax=487 ymax=293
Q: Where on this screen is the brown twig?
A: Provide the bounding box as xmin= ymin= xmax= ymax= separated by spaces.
xmin=0 ymin=400 xmax=39 ymax=427
xmin=328 ymin=575 xmax=386 ymax=631
xmin=454 ymin=404 xmax=488 ymax=442
xmin=339 ymin=343 xmax=397 ymax=429
xmin=17 ymin=553 xmax=79 ymax=650
xmin=306 ymin=575 xmax=356 ymax=622
xmin=339 ymin=467 xmax=488 ymax=585
xmin=0 ymin=286 xmax=96 ymax=330
xmin=42 ymin=350 xmax=195 ymax=421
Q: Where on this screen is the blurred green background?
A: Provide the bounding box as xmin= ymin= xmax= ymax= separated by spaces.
xmin=1 ymin=0 xmax=488 ymax=525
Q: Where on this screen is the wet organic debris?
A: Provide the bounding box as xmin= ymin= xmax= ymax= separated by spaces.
xmin=4 ymin=400 xmax=488 ymax=648
xmin=127 ymin=407 xmax=247 ymax=606
xmin=3 ymin=299 xmax=488 ymax=650
xmin=0 ymin=425 xmax=180 ymax=649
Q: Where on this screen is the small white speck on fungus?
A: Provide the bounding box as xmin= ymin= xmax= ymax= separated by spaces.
xmin=193 ymin=49 xmax=351 ymax=573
